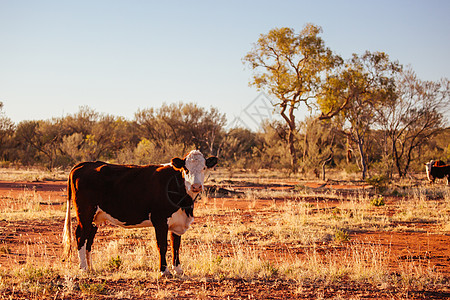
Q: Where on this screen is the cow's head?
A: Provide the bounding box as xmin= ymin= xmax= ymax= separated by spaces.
xmin=424 ymin=160 xmax=435 ymax=182
xmin=171 ymin=150 xmax=218 ymax=197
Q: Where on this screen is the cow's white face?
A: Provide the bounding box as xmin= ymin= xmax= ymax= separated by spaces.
xmin=425 ymin=160 xmax=435 ymax=182
xmin=171 ymin=150 xmax=218 ymax=198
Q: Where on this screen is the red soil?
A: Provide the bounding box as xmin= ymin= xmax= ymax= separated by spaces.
xmin=0 ymin=180 xmax=449 ymax=299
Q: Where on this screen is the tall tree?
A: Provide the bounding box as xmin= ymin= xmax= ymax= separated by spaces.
xmin=375 ymin=68 xmax=449 ymax=177
xmin=243 ymin=24 xmax=342 ymax=173
xmin=318 ymin=51 xmax=401 ymax=179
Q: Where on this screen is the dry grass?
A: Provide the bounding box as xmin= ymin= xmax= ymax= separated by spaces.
xmin=0 ymin=168 xmax=449 ymax=298
xmin=0 ymin=167 xmax=67 ymax=182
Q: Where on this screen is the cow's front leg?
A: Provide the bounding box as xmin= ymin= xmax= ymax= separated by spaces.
xmin=170 ymin=231 xmax=183 ymax=275
xmin=154 ymin=222 xmax=169 ymax=276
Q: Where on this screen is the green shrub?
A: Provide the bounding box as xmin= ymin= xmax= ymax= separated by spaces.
xmin=79 ymin=281 xmax=106 ymax=295
xmin=106 ymin=255 xmax=122 ymax=271
xmin=370 ymin=195 xmax=385 ymax=207
xmin=366 ymin=175 xmax=389 ymax=193
xmin=334 ymin=229 xmax=350 ymax=243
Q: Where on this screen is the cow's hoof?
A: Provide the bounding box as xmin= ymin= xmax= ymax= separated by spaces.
xmin=160 ymin=268 xmax=171 ymax=277
xmin=172 ymin=265 xmax=184 ymax=275
xmin=79 ymin=266 xmax=89 ymax=272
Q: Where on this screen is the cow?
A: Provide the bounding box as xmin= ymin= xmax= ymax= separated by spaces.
xmin=62 ymin=150 xmax=218 ymax=276
xmin=424 ymin=160 xmax=450 ymax=185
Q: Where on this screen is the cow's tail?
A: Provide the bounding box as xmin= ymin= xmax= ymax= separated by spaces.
xmin=62 ymin=175 xmax=73 ymax=261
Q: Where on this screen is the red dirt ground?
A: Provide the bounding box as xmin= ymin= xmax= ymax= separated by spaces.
xmin=0 ymin=180 xmax=449 ymax=299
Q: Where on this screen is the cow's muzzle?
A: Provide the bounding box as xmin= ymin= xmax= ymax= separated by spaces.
xmin=191 ymin=183 xmax=203 ymax=193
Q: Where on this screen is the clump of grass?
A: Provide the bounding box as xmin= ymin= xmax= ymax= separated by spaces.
xmin=106 ymin=255 xmax=123 ymax=271
xmin=334 ymin=229 xmax=350 ymax=243
xmin=370 ymin=195 xmax=385 ymax=207
xmin=79 ymin=280 xmax=107 ymax=295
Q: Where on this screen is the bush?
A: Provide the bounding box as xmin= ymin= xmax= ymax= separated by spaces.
xmin=106 ymin=255 xmax=122 ymax=271
xmin=334 ymin=229 xmax=350 ymax=243
xmin=366 ymin=175 xmax=389 ymax=193
xmin=370 ymin=195 xmax=385 ymax=207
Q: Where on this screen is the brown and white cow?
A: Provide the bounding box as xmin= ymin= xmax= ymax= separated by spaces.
xmin=424 ymin=160 xmax=450 ymax=185
xmin=62 ymin=150 xmax=218 ymax=275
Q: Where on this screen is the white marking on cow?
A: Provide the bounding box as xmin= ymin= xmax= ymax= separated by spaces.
xmin=167 ymin=208 xmax=194 ymax=235
xmin=183 ymin=150 xmax=207 ymax=198
xmin=425 ymin=160 xmax=435 ymax=182
xmin=86 ymin=250 xmax=92 ymax=270
xmin=173 ymin=265 xmax=184 ymax=275
xmin=93 ymin=207 xmax=153 ymax=228
xmin=160 ymin=268 xmax=171 ymax=277
xmin=78 ymin=243 xmax=88 ymax=270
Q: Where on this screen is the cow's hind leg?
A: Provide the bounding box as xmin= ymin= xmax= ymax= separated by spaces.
xmin=75 ymin=223 xmax=97 ymax=271
xmin=75 ymin=224 xmax=88 ymax=270
xmin=170 ymin=232 xmax=183 ymax=275
xmin=75 ymin=205 xmax=98 ymax=271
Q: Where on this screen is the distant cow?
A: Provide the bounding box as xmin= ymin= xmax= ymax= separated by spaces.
xmin=62 ymin=150 xmax=218 ymax=275
xmin=424 ymin=160 xmax=450 ymax=185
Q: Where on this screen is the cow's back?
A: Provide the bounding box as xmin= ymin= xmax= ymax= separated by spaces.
xmin=69 ymin=161 xmax=183 ymax=225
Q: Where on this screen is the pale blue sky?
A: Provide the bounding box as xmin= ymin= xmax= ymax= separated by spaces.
xmin=1 ymin=0 xmax=449 ymax=126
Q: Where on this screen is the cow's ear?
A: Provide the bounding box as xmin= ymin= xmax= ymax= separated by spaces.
xmin=171 ymin=157 xmax=185 ymax=169
xmin=205 ymin=157 xmax=218 ymax=168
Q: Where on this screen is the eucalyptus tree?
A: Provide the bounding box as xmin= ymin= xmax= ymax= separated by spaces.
xmin=376 ymin=68 xmax=449 ymax=177
xmin=318 ymin=51 xmax=401 ymax=179
xmin=243 ymin=24 xmax=342 ymax=173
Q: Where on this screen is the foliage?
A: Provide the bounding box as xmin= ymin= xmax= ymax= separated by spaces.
xmin=218 ymin=127 xmax=261 ymax=169
xmin=243 ymin=24 xmax=342 ymax=173
xmin=2 ymin=102 xmax=226 ymax=169
xmin=366 ymin=175 xmax=389 ymax=194
xmin=375 ymin=68 xmax=449 ymax=177
xmin=135 ymin=102 xmax=226 ymax=156
xmin=79 ymin=281 xmax=107 ymax=295
xmin=106 ymin=255 xmax=123 ymax=271
xmin=252 ymin=121 xmax=292 ymax=170
xmin=299 ymin=116 xmax=341 ymax=177
xmin=370 ymin=195 xmax=385 ymax=207
xmin=318 ymin=51 xmax=401 ymax=179
xmin=334 ymin=229 xmax=350 ymax=243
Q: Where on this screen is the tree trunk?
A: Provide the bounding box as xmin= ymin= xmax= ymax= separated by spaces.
xmin=392 ymin=140 xmax=404 ymax=177
xmin=355 ymin=134 xmax=367 ymax=180
xmin=303 ymin=130 xmax=308 ymax=163
xmin=288 ymin=128 xmax=297 ymax=173
xmin=321 ymin=155 xmax=333 ymax=181
xmin=280 ymin=102 xmax=298 ymax=173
